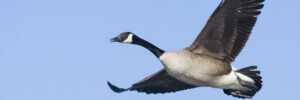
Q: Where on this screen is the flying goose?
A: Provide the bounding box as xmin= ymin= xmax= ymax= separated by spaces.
xmin=108 ymin=0 xmax=264 ymax=98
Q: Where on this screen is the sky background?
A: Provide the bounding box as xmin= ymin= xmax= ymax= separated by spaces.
xmin=0 ymin=0 xmax=299 ymax=100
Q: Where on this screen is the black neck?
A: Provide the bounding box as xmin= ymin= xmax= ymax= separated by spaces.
xmin=133 ymin=37 xmax=165 ymax=58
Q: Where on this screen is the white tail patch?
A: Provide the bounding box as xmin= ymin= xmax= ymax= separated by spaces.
xmin=236 ymin=72 xmax=255 ymax=83
xmin=231 ymin=66 xmax=255 ymax=83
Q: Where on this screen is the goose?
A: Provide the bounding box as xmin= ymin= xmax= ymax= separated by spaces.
xmin=108 ymin=0 xmax=264 ymax=98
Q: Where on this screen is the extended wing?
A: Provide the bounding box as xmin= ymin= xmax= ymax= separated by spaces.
xmin=188 ymin=0 xmax=264 ymax=62
xmin=107 ymin=69 xmax=197 ymax=94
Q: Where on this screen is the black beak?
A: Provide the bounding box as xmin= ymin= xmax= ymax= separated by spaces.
xmin=110 ymin=37 xmax=119 ymax=42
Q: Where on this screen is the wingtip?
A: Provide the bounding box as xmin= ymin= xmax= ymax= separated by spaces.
xmin=107 ymin=81 xmax=127 ymax=93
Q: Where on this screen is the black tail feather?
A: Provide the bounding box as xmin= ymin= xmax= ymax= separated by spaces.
xmin=237 ymin=66 xmax=262 ymax=90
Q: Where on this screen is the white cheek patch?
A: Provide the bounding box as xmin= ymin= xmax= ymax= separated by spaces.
xmin=122 ymin=34 xmax=133 ymax=43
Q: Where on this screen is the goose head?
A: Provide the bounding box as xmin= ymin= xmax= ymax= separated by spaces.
xmin=110 ymin=32 xmax=164 ymax=58
xmin=110 ymin=32 xmax=136 ymax=44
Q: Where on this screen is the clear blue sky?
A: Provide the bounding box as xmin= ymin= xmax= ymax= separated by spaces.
xmin=0 ymin=0 xmax=299 ymax=100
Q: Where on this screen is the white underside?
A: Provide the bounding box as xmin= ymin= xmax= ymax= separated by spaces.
xmin=159 ymin=51 xmax=255 ymax=90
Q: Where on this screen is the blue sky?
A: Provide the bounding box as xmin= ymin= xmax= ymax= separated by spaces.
xmin=0 ymin=0 xmax=299 ymax=100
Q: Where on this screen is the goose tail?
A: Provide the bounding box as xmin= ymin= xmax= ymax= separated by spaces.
xmin=223 ymin=66 xmax=262 ymax=98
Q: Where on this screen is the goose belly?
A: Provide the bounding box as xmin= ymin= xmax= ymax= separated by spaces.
xmin=159 ymin=51 xmax=230 ymax=86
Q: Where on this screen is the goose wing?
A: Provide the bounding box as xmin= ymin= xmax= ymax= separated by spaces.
xmin=188 ymin=0 xmax=264 ymax=62
xmin=107 ymin=69 xmax=197 ymax=94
